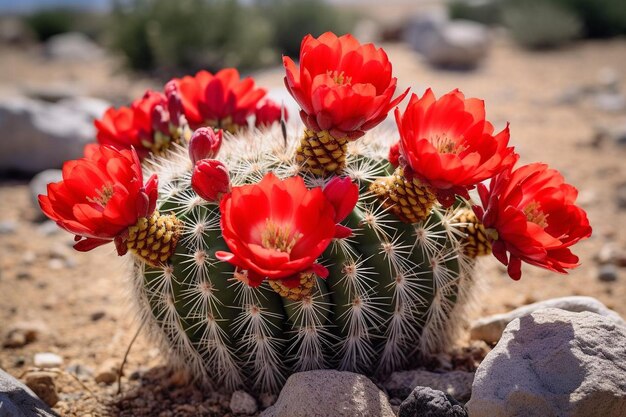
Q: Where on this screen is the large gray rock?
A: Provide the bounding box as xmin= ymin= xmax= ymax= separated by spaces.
xmin=384 ymin=370 xmax=474 ymax=403
xmin=467 ymin=308 xmax=626 ymax=417
xmin=404 ymin=13 xmax=490 ymax=69
xmin=261 ymin=370 xmax=395 ymax=417
xmin=470 ymin=296 xmax=624 ymax=343
xmin=0 ymin=96 xmax=109 ymax=174
xmin=45 ymin=32 xmax=104 ymax=61
xmin=0 ymin=369 xmax=58 ymax=416
xmin=399 ymin=386 xmax=467 ymax=417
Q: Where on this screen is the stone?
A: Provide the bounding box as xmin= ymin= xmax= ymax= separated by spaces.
xmin=24 ymin=372 xmax=59 ymax=407
xmin=466 ymin=308 xmax=626 ymax=417
xmin=0 ymin=96 xmax=109 ymax=174
xmin=0 ymin=369 xmax=57 ymax=416
xmin=95 ymin=359 xmax=121 ymax=384
xmin=470 ymin=296 xmax=624 ymax=343
xmin=384 ymin=370 xmax=474 ymax=403
xmin=261 ymin=370 xmax=395 ymax=417
xmin=404 ymin=13 xmax=490 ymax=69
xmin=594 ymin=92 xmax=626 ymax=113
xmin=0 ymin=220 xmax=17 ymax=234
xmin=258 ymin=392 xmax=277 ymax=409
xmin=229 ymin=390 xmax=258 ymax=415
xmin=30 ymin=170 xmax=63 ymax=214
xmin=617 ymin=182 xmax=626 ymax=209
xmin=598 ymin=264 xmax=619 ymax=282
xmin=44 ymin=32 xmax=104 ymax=61
xmin=3 ymin=321 xmax=48 ymax=348
xmin=33 ymin=352 xmax=63 ymax=368
xmin=399 ymin=386 xmax=468 ymax=417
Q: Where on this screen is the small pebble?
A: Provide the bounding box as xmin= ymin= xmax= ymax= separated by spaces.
xmin=598 ymin=264 xmax=619 ymax=282
xmin=0 ymin=220 xmax=17 ymax=235
xmin=48 ymin=259 xmax=65 ymax=270
xmin=3 ymin=321 xmax=48 ymax=348
xmin=90 ymin=311 xmax=106 ymax=321
xmin=95 ymin=359 xmax=121 ymax=384
xmin=230 ymin=390 xmax=258 ymax=415
xmin=34 ymin=352 xmax=63 ymax=368
xmin=258 ymin=392 xmax=277 ymax=409
xmin=24 ymin=371 xmax=59 ymax=407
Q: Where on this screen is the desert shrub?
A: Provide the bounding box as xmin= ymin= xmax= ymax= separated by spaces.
xmin=256 ymin=0 xmax=356 ymax=58
xmin=501 ymin=0 xmax=583 ymax=49
xmin=553 ymin=0 xmax=626 ymax=37
xmin=108 ymin=0 xmax=274 ymax=76
xmin=448 ymin=0 xmax=502 ymax=26
xmin=25 ymin=8 xmax=76 ymax=41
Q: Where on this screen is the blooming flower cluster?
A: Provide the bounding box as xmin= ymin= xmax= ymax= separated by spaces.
xmin=39 ymin=31 xmax=591 ymax=287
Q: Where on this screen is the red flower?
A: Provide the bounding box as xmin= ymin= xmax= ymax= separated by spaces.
xmin=255 ymin=99 xmax=287 ymax=128
xmin=216 ymin=173 xmax=358 ymax=287
xmin=38 ymin=145 xmax=158 ymax=253
xmin=475 ymin=163 xmax=592 ymax=280
xmin=397 ymin=89 xmax=518 ymax=206
xmin=94 ymin=90 xmax=166 ymax=159
xmin=176 ymin=68 xmax=267 ymax=130
xmin=189 ymin=128 xmax=223 ymax=164
xmin=388 ymin=141 xmax=401 ymax=168
xmin=283 ymin=32 xmax=408 ymax=139
xmin=192 ymin=159 xmax=231 ymax=202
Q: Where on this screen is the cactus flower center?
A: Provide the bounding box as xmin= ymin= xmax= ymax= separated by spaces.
xmin=327 ymin=70 xmax=351 ymax=86
xmin=430 ymin=133 xmax=464 ymax=155
xmin=524 ymin=201 xmax=548 ymax=228
xmin=261 ymin=219 xmax=302 ymax=253
xmin=87 ymin=184 xmax=114 ymax=208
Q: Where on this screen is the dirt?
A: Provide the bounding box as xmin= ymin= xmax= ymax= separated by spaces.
xmin=0 ymin=33 xmax=625 ymax=416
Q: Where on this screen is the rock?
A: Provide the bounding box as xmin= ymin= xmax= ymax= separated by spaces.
xmin=33 ymin=352 xmax=63 ymax=368
xmin=0 ymin=369 xmax=57 ymax=416
xmin=90 ymin=311 xmax=106 ymax=321
xmin=466 ymin=308 xmax=626 ymax=417
xmin=0 ymin=96 xmax=109 ymax=174
xmin=258 ymin=392 xmax=277 ymax=409
xmin=470 ymin=296 xmax=624 ymax=343
xmin=65 ymin=363 xmax=93 ymax=379
xmin=404 ymin=13 xmax=490 ymax=69
xmin=0 ymin=220 xmax=17 ymax=234
xmin=30 ymin=169 xmax=63 ymax=212
xmin=95 ymin=359 xmax=121 ymax=384
xmin=230 ymin=390 xmax=258 ymax=415
xmin=594 ymin=92 xmax=626 ymax=113
xmin=399 ymin=386 xmax=468 ymax=417
xmin=3 ymin=321 xmax=48 ymax=348
xmin=598 ymin=264 xmax=619 ymax=282
xmin=384 ymin=370 xmax=474 ymax=403
xmin=261 ymin=370 xmax=395 ymax=417
xmin=45 ymin=32 xmax=104 ymax=61
xmin=37 ymin=220 xmax=62 ymax=236
xmin=617 ymin=182 xmax=626 ymax=209
xmin=24 ymin=372 xmax=59 ymax=407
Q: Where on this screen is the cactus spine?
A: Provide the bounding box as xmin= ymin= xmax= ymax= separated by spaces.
xmin=130 ymin=125 xmax=482 ymax=393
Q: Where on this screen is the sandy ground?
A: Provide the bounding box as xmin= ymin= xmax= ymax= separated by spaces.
xmin=0 ymin=32 xmax=625 ymax=416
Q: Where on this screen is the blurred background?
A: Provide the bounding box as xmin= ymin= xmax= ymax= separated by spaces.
xmin=0 ymin=0 xmax=625 ymax=415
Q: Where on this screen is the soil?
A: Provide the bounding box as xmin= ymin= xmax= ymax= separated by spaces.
xmin=1 ymin=33 xmax=625 ymax=416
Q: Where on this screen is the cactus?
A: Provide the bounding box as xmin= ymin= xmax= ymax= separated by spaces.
xmin=39 ymin=32 xmax=591 ymax=398
xmin=131 ymin=127 xmax=481 ymax=393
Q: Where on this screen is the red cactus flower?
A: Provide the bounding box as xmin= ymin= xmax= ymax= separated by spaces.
xmin=474 ymin=163 xmax=592 ymax=281
xmin=216 ymin=173 xmax=358 ymax=287
xmin=94 ymin=90 xmax=166 ymax=159
xmin=38 ymin=145 xmax=158 ymax=253
xmin=192 ymin=159 xmax=231 ymax=202
xmin=388 ymin=141 xmax=401 ymax=168
xmin=189 ymin=128 xmax=223 ymax=164
xmin=283 ymin=32 xmax=408 ymax=140
xmin=255 ymin=99 xmax=287 ymax=128
xmin=397 ymin=89 xmax=518 ymax=206
xmin=176 ymin=68 xmax=267 ymax=131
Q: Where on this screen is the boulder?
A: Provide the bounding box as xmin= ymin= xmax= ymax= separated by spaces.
xmin=404 ymin=13 xmax=490 ymax=69
xmin=384 ymin=370 xmax=474 ymax=403
xmin=0 ymin=96 xmax=109 ymax=174
xmin=261 ymin=370 xmax=395 ymax=417
xmin=45 ymin=32 xmax=104 ymax=61
xmin=0 ymin=369 xmax=58 ymax=416
xmin=470 ymin=296 xmax=624 ymax=343
xmin=230 ymin=390 xmax=258 ymax=415
xmin=466 ymin=308 xmax=626 ymax=417
xmin=399 ymin=386 xmax=468 ymax=417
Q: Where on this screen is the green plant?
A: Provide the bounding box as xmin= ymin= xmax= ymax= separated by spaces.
xmin=501 ymin=0 xmax=583 ymax=49
xmin=25 ymin=8 xmax=76 ymax=41
xmin=448 ymin=0 xmax=502 ymax=26
xmin=131 ymin=130 xmax=480 ymax=392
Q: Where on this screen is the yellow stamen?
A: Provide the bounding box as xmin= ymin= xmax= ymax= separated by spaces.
xmin=524 ymin=201 xmax=548 ymax=228
xmin=261 ymin=220 xmax=302 ymax=253
xmin=327 ymin=70 xmax=352 ymax=86
xmin=87 ymin=184 xmax=114 ymax=208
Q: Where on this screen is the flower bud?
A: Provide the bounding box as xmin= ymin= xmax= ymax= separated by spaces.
xmin=323 ymin=176 xmax=359 ymax=223
xmin=255 ymin=99 xmax=287 ymax=128
xmin=164 ymin=80 xmax=185 ymax=127
xmin=189 ymin=128 xmax=223 ymax=164
xmin=191 ymin=159 xmax=231 ymax=202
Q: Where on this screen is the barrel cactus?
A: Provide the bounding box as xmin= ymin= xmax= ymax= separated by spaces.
xmin=39 ymin=32 xmax=591 ymax=395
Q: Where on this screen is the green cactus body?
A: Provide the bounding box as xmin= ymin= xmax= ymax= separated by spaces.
xmin=131 ymin=126 xmax=478 ymax=393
